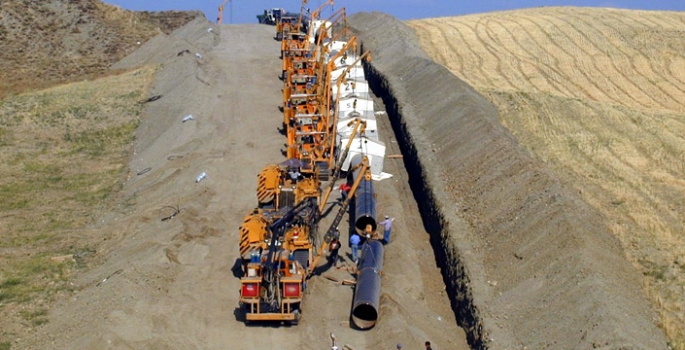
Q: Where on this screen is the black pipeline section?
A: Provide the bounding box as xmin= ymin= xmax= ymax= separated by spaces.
xmin=348 ymin=15 xmax=487 ymax=349
xmin=349 ymin=154 xmax=383 ymax=329
xmin=362 ymin=54 xmax=486 ymax=349
xmin=351 ymin=240 xmax=384 ymax=329
xmin=350 ymin=154 xmax=377 ymax=234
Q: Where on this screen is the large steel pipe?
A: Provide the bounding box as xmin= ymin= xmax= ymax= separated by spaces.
xmin=351 ymin=240 xmax=384 ymax=329
xmin=350 ymin=154 xmax=377 ymax=234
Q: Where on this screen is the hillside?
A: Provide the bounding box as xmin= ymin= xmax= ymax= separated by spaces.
xmin=0 ymin=1 xmax=201 ymax=347
xmin=409 ymin=7 xmax=685 ymax=348
xmin=0 ymin=0 xmax=201 ymax=97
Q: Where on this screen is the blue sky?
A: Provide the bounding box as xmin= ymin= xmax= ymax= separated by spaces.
xmin=105 ymin=1 xmax=685 ymax=24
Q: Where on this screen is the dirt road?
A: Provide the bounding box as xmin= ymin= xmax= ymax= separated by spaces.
xmin=21 ymin=18 xmax=468 ymax=350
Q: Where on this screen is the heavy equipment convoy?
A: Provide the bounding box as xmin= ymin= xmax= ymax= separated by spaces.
xmin=237 ymin=0 xmax=386 ymax=328
xmin=257 ymin=8 xmax=287 ymax=25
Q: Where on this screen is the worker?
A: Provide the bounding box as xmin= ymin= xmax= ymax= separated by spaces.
xmin=329 ymin=237 xmax=341 ymax=267
xmin=425 ymin=341 xmax=433 ymax=350
xmin=339 ymin=183 xmax=351 ymax=202
xmin=350 ymin=232 xmax=361 ymax=263
xmin=289 ymin=168 xmax=301 ymax=182
xmin=379 ymin=215 xmax=395 ymax=244
xmin=396 ymin=344 xmax=402 ymax=350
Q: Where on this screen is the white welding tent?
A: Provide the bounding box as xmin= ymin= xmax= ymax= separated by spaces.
xmin=338 ymin=137 xmax=386 ymax=177
xmin=309 ymin=20 xmax=332 ymax=44
xmin=336 ymin=110 xmax=379 ymax=142
xmin=332 ymin=80 xmax=370 ymax=100
xmin=330 ymin=65 xmax=366 ymax=83
xmin=337 ymin=96 xmax=374 ymax=116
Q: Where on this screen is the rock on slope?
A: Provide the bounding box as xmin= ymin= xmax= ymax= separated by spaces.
xmin=349 ymin=12 xmax=668 ymax=350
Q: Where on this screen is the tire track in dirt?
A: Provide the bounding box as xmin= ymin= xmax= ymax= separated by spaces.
xmin=517 ymin=13 xmax=615 ymax=100
xmin=630 ymin=12 xmax=685 ymax=87
xmin=567 ymin=11 xmax=684 ymax=111
xmin=551 ymin=12 xmax=660 ymax=109
xmin=504 ymin=93 xmax=674 ymax=242
xmin=411 ymin=19 xmax=466 ymax=74
xmin=496 ymin=14 xmax=588 ymax=98
xmin=605 ymin=11 xmax=685 ymax=103
xmin=444 ymin=19 xmax=496 ymax=87
xmin=493 ymin=15 xmax=563 ymax=96
xmin=484 ymin=16 xmax=575 ymax=98
xmin=472 ymin=16 xmax=522 ymax=92
xmin=525 ymin=12 xmax=638 ymax=106
xmin=412 ymin=19 xmax=480 ymax=85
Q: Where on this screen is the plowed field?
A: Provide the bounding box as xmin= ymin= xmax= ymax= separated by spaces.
xmin=409 ymin=7 xmax=685 ymax=347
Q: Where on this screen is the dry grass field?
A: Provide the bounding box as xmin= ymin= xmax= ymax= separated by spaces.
xmin=0 ymin=66 xmax=155 ymax=345
xmin=409 ymin=7 xmax=685 ymax=348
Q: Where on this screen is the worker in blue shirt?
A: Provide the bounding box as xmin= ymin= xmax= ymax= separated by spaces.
xmin=350 ymin=232 xmax=361 ymax=263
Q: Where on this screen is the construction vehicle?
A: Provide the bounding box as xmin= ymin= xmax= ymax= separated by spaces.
xmin=239 ymin=198 xmax=318 ymax=323
xmin=257 ymin=8 xmax=285 ymax=25
xmin=217 ymin=0 xmax=230 ymax=24
xmin=237 ymin=147 xmax=369 ymax=323
xmin=237 ymin=0 xmax=387 ymax=326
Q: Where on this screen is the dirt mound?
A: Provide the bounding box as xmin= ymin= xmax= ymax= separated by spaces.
xmin=349 ymin=12 xmax=668 ymax=349
xmin=0 ymin=0 xmax=201 ymax=97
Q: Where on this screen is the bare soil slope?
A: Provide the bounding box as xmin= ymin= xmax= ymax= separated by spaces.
xmin=409 ymin=7 xmax=685 ymax=348
xmin=0 ymin=0 xmax=200 ymax=97
xmin=349 ymin=11 xmax=669 ymax=350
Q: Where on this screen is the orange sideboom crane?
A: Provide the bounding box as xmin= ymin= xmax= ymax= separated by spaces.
xmin=308 ymin=156 xmax=370 ymax=276
xmin=217 ymin=0 xmax=230 ymax=24
xmin=318 ymin=118 xmax=366 ymax=212
xmin=326 ymin=50 xmax=371 ymax=168
xmin=311 ymin=0 xmax=334 ymax=20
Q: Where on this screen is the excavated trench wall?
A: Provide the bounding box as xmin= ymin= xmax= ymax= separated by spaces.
xmin=349 ymin=12 xmax=668 ymax=350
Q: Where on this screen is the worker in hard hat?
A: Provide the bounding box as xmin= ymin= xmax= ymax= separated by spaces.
xmin=379 ymin=215 xmax=395 ymax=244
xmin=288 ymin=168 xmax=301 ymax=183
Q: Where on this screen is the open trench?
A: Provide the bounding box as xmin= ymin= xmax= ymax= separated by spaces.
xmin=350 ymin=11 xmax=670 ymax=350
xmin=362 ymin=32 xmax=485 ymax=350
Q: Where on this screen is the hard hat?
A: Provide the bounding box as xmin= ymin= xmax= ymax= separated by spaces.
xmin=385 ymin=215 xmax=389 ymax=219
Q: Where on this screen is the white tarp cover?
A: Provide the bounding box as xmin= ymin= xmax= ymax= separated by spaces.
xmin=338 ymin=96 xmax=374 ymax=115
xmin=331 ymin=66 xmax=366 ymax=82
xmin=338 ymin=137 xmax=386 ymax=176
xmin=337 ymin=116 xmax=379 ymax=142
xmin=332 ymin=81 xmax=370 ymax=100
